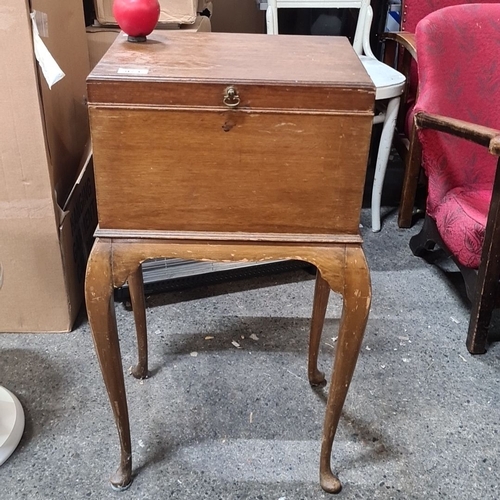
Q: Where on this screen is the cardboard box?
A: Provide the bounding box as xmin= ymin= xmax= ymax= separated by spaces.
xmin=0 ymin=0 xmax=96 ymax=332
xmin=211 ymin=0 xmax=265 ymax=33
xmin=87 ymin=28 xmax=122 ymax=70
xmin=87 ymin=15 xmax=212 ymax=70
xmin=94 ymin=0 xmax=207 ymax=26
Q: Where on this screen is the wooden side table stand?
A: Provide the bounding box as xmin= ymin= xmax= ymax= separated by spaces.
xmin=85 ymin=31 xmax=375 ymax=494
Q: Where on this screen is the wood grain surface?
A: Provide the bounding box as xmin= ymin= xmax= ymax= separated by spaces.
xmin=90 ymin=107 xmax=373 ymax=234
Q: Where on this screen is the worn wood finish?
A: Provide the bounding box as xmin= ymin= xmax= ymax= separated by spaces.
xmin=399 ymin=109 xmax=500 ymax=228
xmin=86 ymin=237 xmax=371 ymax=492
xmin=308 ymin=274 xmax=331 ymax=387
xmin=86 ymin=30 xmax=375 ymax=493
xmin=410 ymin=111 xmax=500 ymax=353
xmin=90 ymin=108 xmax=372 ymax=234
xmin=95 ymin=228 xmax=363 ymax=244
xmin=88 ymin=32 xmax=374 ymax=98
xmin=88 ymin=81 xmax=374 ymax=113
xmin=128 ymin=266 xmax=149 ymax=379
xmin=320 ymin=246 xmax=370 ymax=493
xmin=466 ymin=156 xmax=500 ymax=353
xmin=84 ymin=240 xmax=132 ymax=491
xmin=383 ymin=32 xmax=417 ymax=59
xmin=398 ymin=120 xmax=422 ymax=228
xmin=396 ymin=46 xmax=414 ymax=140
xmin=87 ymin=31 xmax=374 ymax=237
xmin=416 ymin=112 xmax=500 ymax=153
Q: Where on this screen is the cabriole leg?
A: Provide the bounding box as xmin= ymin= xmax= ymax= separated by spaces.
xmin=128 ymin=265 xmax=149 ymax=379
xmin=308 ymin=273 xmax=330 ymax=387
xmin=319 ymin=246 xmax=371 ymax=493
xmin=85 ymin=239 xmax=132 ymax=490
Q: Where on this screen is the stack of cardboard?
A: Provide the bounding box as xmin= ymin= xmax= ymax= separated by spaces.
xmin=0 ymin=0 xmax=264 ymax=333
xmin=94 ymin=0 xmax=206 ymax=25
xmin=0 ymin=0 xmax=96 ymax=332
xmin=87 ymin=0 xmax=213 ymax=69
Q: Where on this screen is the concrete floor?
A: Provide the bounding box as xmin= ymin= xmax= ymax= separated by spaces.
xmin=2 ymin=210 xmax=500 ymax=499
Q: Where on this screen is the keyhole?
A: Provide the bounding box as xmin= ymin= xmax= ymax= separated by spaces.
xmin=222 ymin=120 xmax=235 ymax=132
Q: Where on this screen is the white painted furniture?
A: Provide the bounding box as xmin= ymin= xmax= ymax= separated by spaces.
xmin=0 ymin=386 xmax=24 ymax=466
xmin=266 ymin=0 xmax=406 ymax=231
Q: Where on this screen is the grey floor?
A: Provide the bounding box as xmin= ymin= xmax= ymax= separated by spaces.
xmin=2 ymin=209 xmax=500 ymax=500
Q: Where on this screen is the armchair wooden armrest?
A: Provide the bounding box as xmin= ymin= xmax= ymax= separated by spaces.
xmin=414 ymin=111 xmax=500 ymax=353
xmin=400 ymin=112 xmax=500 ymax=229
xmin=415 ymin=112 xmax=500 ymax=156
xmin=414 ymin=110 xmax=500 ymax=353
xmin=383 ymin=32 xmax=417 ymax=60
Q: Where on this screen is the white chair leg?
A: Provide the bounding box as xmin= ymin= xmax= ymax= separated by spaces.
xmin=266 ymin=7 xmax=278 ymax=34
xmin=371 ymin=96 xmax=400 ymax=232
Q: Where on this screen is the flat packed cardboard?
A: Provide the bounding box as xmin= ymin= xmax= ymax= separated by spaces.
xmin=94 ymin=0 xmax=203 ymax=26
xmin=87 ymin=15 xmax=212 ymax=70
xmin=0 ymin=0 xmax=96 ymax=332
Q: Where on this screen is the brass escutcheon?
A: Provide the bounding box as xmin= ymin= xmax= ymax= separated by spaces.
xmin=223 ymin=86 xmax=240 ymax=108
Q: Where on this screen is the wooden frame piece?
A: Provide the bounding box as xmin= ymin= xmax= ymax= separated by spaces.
xmin=410 ymin=111 xmax=500 ymax=353
xmin=85 ymin=237 xmax=371 ymax=493
xmin=85 ymin=30 xmax=375 ymax=494
xmin=382 ymin=31 xmax=421 ymax=228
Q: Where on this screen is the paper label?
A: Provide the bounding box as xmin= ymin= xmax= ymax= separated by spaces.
xmin=30 ymin=11 xmax=65 ymax=89
xmin=117 ymin=68 xmax=149 ymax=75
xmin=33 ymin=10 xmax=49 ymax=38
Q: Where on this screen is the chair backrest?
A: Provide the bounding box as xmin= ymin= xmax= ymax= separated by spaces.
xmin=400 ymin=0 xmax=498 ymax=100
xmin=401 ymin=0 xmax=498 ymax=32
xmin=267 ymin=0 xmax=372 ymax=56
xmin=414 ymin=4 xmax=500 ymax=215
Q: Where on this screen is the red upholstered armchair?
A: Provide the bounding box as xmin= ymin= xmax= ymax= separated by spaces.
xmin=409 ymin=4 xmax=500 ymax=354
xmin=384 ymin=0 xmax=498 ymax=228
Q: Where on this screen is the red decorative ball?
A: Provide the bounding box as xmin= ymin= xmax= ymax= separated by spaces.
xmin=113 ymin=0 xmax=160 ymax=42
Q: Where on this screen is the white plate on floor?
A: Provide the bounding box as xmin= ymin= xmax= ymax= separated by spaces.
xmin=0 ymin=386 xmax=25 ymax=466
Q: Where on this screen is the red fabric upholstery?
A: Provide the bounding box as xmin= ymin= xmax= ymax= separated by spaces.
xmin=400 ymin=0 xmax=498 ymax=136
xmin=414 ymin=4 xmax=500 ymax=268
xmin=401 ymin=0 xmax=497 ymax=32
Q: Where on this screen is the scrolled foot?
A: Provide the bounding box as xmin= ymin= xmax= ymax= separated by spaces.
xmin=110 ymin=464 xmax=133 ymax=491
xmin=110 ymin=481 xmax=132 ymax=492
xmin=309 ymin=369 xmax=326 ymax=387
xmin=131 ymin=364 xmax=150 ymax=380
xmin=320 ymin=469 xmax=342 ymax=494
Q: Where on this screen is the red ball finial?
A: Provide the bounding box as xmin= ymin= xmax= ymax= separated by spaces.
xmin=113 ymin=0 xmax=161 ymax=43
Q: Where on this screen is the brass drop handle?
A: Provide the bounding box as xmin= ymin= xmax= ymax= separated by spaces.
xmin=223 ymin=86 xmax=240 ymax=108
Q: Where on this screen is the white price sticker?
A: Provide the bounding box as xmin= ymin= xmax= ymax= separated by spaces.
xmin=117 ymin=68 xmax=149 ymax=75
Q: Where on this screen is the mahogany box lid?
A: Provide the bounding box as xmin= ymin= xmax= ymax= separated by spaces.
xmin=87 ymin=31 xmax=374 ymax=111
